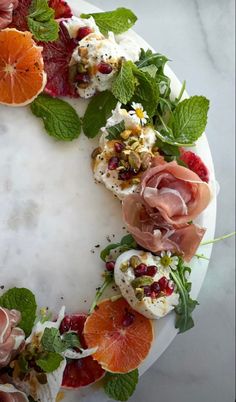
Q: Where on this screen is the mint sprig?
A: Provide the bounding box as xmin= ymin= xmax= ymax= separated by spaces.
xmin=106 ymin=121 xmax=125 ymax=140
xmin=31 ymin=94 xmax=81 ymax=141
xmin=27 ymin=0 xmax=59 ymax=42
xmin=170 ymin=259 xmax=199 ymax=333
xmin=83 ymin=91 xmax=117 ymax=138
xmin=81 ymin=8 xmax=137 ymax=35
xmin=41 ymin=327 xmax=80 ymax=353
xmin=0 ymin=287 xmax=36 ymax=337
xmin=36 ymin=352 xmax=64 ymax=373
xmin=104 ymin=369 xmax=139 ymax=401
xmin=112 ymin=61 xmax=136 ymax=105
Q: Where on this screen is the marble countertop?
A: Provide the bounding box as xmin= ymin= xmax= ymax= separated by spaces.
xmin=93 ymin=0 xmax=235 ymax=401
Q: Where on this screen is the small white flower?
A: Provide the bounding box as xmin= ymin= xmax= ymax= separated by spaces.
xmin=128 ymin=102 xmax=149 ymax=126
xmin=156 ymin=251 xmax=179 ymax=271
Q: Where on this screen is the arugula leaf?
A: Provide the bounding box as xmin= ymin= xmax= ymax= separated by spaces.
xmin=170 ymin=259 xmax=199 ymax=333
xmin=136 ymin=49 xmax=168 ymax=71
xmin=80 ymin=8 xmax=137 ymax=35
xmin=31 ymin=94 xmax=81 ymax=141
xmin=89 ymin=271 xmax=114 ymax=314
xmin=106 ymin=121 xmax=125 ymax=140
xmin=27 ymin=0 xmax=59 ymax=42
xmin=168 ymin=96 xmax=210 ymax=145
xmin=36 ymin=352 xmax=64 ymax=373
xmin=112 ymin=61 xmax=136 ymax=105
xmin=0 ymin=287 xmax=36 ymax=337
xmin=100 ymin=234 xmax=137 ymax=262
xmin=139 ymin=65 xmax=158 ymax=78
xmin=104 ymin=369 xmax=139 ymax=401
xmin=83 ymin=91 xmax=117 ymax=138
xmin=132 ymin=66 xmax=159 ymax=117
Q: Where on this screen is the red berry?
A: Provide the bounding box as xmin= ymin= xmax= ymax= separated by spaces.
xmin=76 ymin=26 xmax=93 ymax=40
xmin=180 ymin=149 xmax=209 ymax=183
xmin=150 ymin=282 xmax=161 ymax=294
xmin=134 ymin=263 xmax=148 ymax=277
xmin=75 ymin=73 xmax=90 ymax=84
xmin=108 ymin=156 xmax=119 ymax=170
xmin=118 ymin=170 xmax=132 ymax=181
xmin=158 ymin=276 xmax=169 ymax=291
xmin=106 ymin=261 xmax=115 ymax=272
xmin=122 ymin=311 xmax=135 ymax=327
xmin=97 ymin=63 xmax=113 ymax=74
xmin=165 ymin=280 xmax=175 ymax=296
xmin=146 ymin=265 xmax=157 ymax=277
xmin=114 ymin=142 xmax=125 ymax=153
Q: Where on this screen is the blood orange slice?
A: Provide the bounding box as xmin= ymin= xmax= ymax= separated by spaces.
xmin=0 ymin=28 xmax=46 ymax=106
xmin=83 ymin=298 xmax=154 ymax=373
xmin=60 ymin=314 xmax=105 ymax=388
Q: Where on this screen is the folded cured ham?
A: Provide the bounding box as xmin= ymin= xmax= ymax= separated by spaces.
xmin=0 ymin=0 xmax=18 ymax=29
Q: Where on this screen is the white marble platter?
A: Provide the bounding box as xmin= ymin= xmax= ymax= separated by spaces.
xmin=0 ymin=1 xmax=217 ymax=401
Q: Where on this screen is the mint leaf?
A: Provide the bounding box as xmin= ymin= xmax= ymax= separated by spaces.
xmin=36 ymin=352 xmax=63 ymax=373
xmin=155 ymin=137 xmax=180 ymax=157
xmin=170 ymin=258 xmax=199 ymax=333
xmin=139 ymin=65 xmax=158 ymax=78
xmin=106 ymin=121 xmax=125 ymax=140
xmin=112 ymin=61 xmax=136 ymax=105
xmin=27 ymin=0 xmax=59 ymax=42
xmin=41 ymin=327 xmax=81 ymax=352
xmin=0 ymin=287 xmax=36 ymax=337
xmin=62 ymin=332 xmax=81 ymax=349
xmin=104 ymin=369 xmax=139 ymax=401
xmin=31 ymin=94 xmax=81 ymax=141
xmin=81 ymin=8 xmax=137 ymax=35
xmin=169 ymin=96 xmax=210 ymax=144
xmin=100 ymin=234 xmax=137 ymax=262
xmin=83 ymin=91 xmax=117 ymax=138
xmin=132 ymin=67 xmax=159 ymax=117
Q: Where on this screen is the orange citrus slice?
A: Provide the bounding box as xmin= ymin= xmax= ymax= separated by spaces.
xmin=83 ymin=298 xmax=153 ymax=373
xmin=0 ymin=28 xmax=46 ymax=106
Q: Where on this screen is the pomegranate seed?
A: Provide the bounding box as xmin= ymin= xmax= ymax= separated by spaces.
xmin=134 ymin=263 xmax=148 ymax=277
xmin=114 ymin=142 xmax=125 ymax=153
xmin=122 ymin=311 xmax=135 ymax=327
xmin=143 ymin=286 xmax=152 ymax=297
xmin=60 ymin=316 xmax=71 ymax=333
xmin=118 ymin=170 xmax=132 ymax=181
xmin=146 ymin=265 xmax=157 ymax=277
xmin=108 ymin=156 xmax=119 ymax=170
xmin=151 ymin=282 xmax=161 ymax=294
xmin=75 ymin=73 xmax=90 ymax=84
xmin=151 ymin=291 xmax=157 ymax=299
xmin=106 ymin=261 xmax=115 ymax=272
xmin=97 ymin=62 xmax=113 ymax=74
xmin=76 ymin=26 xmax=93 ymax=41
xmin=158 ymin=276 xmax=169 ymax=291
xmin=165 ymin=280 xmax=175 ymax=296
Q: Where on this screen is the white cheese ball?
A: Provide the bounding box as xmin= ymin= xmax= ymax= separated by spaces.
xmin=114 ymin=250 xmax=179 ymax=319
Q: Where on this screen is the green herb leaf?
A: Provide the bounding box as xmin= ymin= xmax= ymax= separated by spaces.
xmin=168 ymin=96 xmax=210 ymax=145
xmin=112 ymin=61 xmax=136 ymax=105
xmin=81 ymin=8 xmax=137 ymax=35
xmin=27 ymin=0 xmax=59 ymax=42
xmin=89 ymin=271 xmax=114 ymax=314
xmin=31 ymin=94 xmax=81 ymax=141
xmin=155 ymin=137 xmax=180 ymax=157
xmin=132 ymin=66 xmax=159 ymax=117
xmin=62 ymin=332 xmax=81 ymax=349
xmin=139 ymin=64 xmax=158 ymax=78
xmin=36 ymin=352 xmax=64 ymax=373
xmin=170 ymin=259 xmax=199 ymax=333
xmin=0 ymin=287 xmax=37 ymax=337
xmin=136 ymin=49 xmax=168 ymax=71
xmin=41 ymin=327 xmax=81 ymax=353
xmin=100 ymin=234 xmax=137 ymax=262
xmin=106 ymin=121 xmax=125 ymax=140
xmin=104 ymin=369 xmax=139 ymax=401
xmin=83 ymin=91 xmax=117 ymax=138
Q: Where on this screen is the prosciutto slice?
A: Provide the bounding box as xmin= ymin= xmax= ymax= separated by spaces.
xmin=122 ymin=194 xmax=206 ymax=262
xmin=0 ymin=0 xmax=18 ymax=29
xmin=141 ymin=161 xmax=211 ymax=226
xmin=0 ymin=384 xmax=29 ymax=402
xmin=0 ymin=307 xmax=25 ymax=368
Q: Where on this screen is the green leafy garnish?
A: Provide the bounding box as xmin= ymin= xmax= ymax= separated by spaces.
xmin=31 ymin=94 xmax=81 ymax=141
xmin=104 ymin=369 xmax=139 ymax=401
xmin=170 ymin=259 xmax=199 ymax=333
xmin=80 ymin=8 xmax=137 ymax=35
xmin=106 ymin=121 xmax=125 ymax=140
xmin=100 ymin=234 xmax=137 ymax=262
xmin=0 ymin=287 xmax=36 ymax=337
xmin=136 ymin=49 xmax=169 ymax=71
xmin=132 ymin=66 xmax=159 ymax=117
xmin=36 ymin=352 xmax=64 ymax=373
xmin=41 ymin=327 xmax=80 ymax=353
xmin=112 ymin=61 xmax=136 ymax=105
xmin=27 ymin=0 xmax=59 ymax=42
xmin=83 ymin=91 xmax=117 ymax=138
xmin=139 ymin=65 xmax=158 ymax=78
xmin=89 ymin=271 xmax=114 ymax=314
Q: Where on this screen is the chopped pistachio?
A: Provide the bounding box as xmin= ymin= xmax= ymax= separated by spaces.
xmin=131 ymin=276 xmax=154 ymax=288
xmin=36 ymin=373 xmax=47 ymax=385
xmin=91 ymin=147 xmax=102 ymax=159
xmin=120 ymin=130 xmax=132 ymax=140
xmin=129 ymin=255 xmax=142 ymax=268
xmin=128 ymin=151 xmax=141 ymax=172
xmin=141 ymin=152 xmax=152 ymax=170
xmin=131 ymin=177 xmax=141 ymax=185
xmin=130 ymin=141 xmax=140 ymax=151
xmin=135 ymin=288 xmax=144 ymax=301
xmin=120 ymin=261 xmax=129 ymax=272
